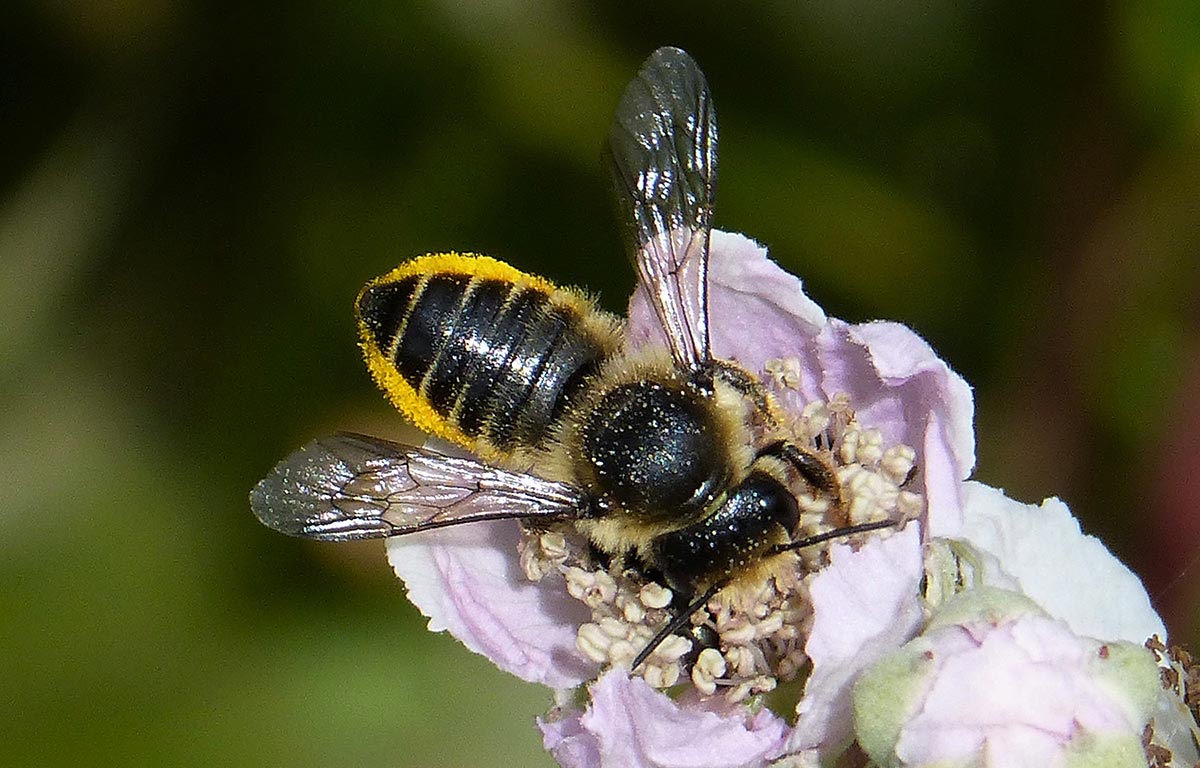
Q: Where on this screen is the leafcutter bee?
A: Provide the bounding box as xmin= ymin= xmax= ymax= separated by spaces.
xmin=251 ymin=47 xmax=894 ymax=669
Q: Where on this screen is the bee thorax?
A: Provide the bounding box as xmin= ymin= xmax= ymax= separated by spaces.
xmin=579 ymin=379 xmax=727 ymax=516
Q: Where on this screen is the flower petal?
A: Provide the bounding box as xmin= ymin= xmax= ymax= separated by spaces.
xmin=1150 ymin=686 xmax=1200 ymax=767
xmin=827 ymin=321 xmax=975 ymax=538
xmin=786 ymin=522 xmax=925 ymax=754
xmin=541 ymin=669 xmax=789 ymax=768
xmin=387 ymin=520 xmax=597 ymax=688
xmin=705 ymin=231 xmax=829 ymax=380
xmin=959 ymin=481 xmax=1166 ymax=644
xmin=540 ymin=708 xmax=602 ymax=768
xmin=626 ymin=230 xmax=828 ymax=384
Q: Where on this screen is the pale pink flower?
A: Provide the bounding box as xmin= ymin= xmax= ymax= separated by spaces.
xmin=854 ymin=588 xmax=1162 ymax=768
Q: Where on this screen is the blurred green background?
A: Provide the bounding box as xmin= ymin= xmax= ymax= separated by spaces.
xmin=3 ymin=2 xmax=1198 ymax=766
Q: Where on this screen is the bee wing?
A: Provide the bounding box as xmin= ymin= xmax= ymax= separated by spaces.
xmin=608 ymin=46 xmax=717 ymax=373
xmin=250 ymin=433 xmax=588 ymax=542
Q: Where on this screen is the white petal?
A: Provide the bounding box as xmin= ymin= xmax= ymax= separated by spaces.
xmin=787 ymin=523 xmax=925 ymax=754
xmin=959 ymin=481 xmax=1166 ymax=643
xmin=388 ymin=520 xmax=597 ymax=689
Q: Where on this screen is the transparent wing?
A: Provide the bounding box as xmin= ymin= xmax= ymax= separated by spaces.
xmin=250 ymin=433 xmax=588 ymax=542
xmin=608 ymin=46 xmax=717 ymax=373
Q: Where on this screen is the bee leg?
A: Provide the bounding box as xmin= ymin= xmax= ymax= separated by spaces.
xmin=586 ymin=541 xmax=613 ymax=571
xmin=758 ymin=440 xmax=847 ymax=524
xmin=680 ymin=623 xmax=721 ymax=672
xmin=631 ymin=582 xmax=721 ymax=671
xmin=710 ymin=360 xmax=775 ymax=420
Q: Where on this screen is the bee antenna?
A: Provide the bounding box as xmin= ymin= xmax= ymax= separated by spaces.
xmin=772 ymin=518 xmax=898 ymax=556
xmin=631 ymin=582 xmax=721 ymax=672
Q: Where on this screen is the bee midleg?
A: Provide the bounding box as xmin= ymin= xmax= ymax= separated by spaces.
xmin=708 ymin=362 xmax=839 ymax=498
xmin=758 ymin=440 xmax=840 ymax=497
xmin=680 ymin=623 xmax=721 ymax=671
xmin=758 ymin=440 xmax=845 ymax=525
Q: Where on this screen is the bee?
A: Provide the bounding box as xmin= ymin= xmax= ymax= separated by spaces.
xmin=251 ymin=47 xmax=894 ymax=669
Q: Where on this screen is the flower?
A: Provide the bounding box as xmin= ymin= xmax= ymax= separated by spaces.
xmin=385 ymin=230 xmax=987 ymax=767
xmin=378 ymin=230 xmax=1187 ymax=768
xmin=784 ymin=518 xmax=924 ymax=756
xmin=853 ymin=588 xmax=1162 ymax=768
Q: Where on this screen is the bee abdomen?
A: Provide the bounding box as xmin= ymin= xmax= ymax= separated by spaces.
xmin=357 ymin=256 xmax=618 ymax=454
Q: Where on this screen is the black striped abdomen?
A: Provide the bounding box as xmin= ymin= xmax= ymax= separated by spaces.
xmin=357 ymin=273 xmax=614 ymax=451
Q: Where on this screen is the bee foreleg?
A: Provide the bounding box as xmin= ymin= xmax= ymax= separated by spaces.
xmin=631 ymin=581 xmax=721 ymax=672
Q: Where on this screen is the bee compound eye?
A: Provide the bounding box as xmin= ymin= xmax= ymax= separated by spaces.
xmin=581 ymin=381 xmax=724 ymax=514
